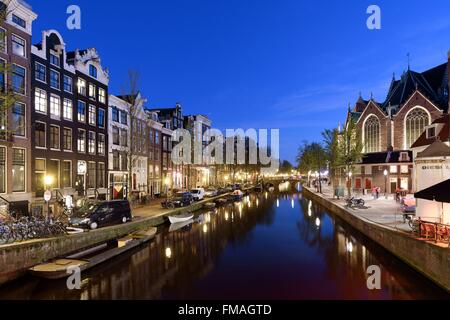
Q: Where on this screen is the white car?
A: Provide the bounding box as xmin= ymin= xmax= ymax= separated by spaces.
xmin=190 ymin=188 xmax=205 ymax=201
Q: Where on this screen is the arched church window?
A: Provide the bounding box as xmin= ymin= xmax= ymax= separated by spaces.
xmin=364 ymin=115 xmax=380 ymax=153
xmin=406 ymin=108 xmax=429 ymax=148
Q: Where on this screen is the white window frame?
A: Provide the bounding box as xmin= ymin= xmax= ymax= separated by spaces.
xmin=34 ymin=88 xmax=47 ymax=114
xmin=49 ymin=124 xmax=60 ymax=151
xmin=78 ymin=129 xmax=86 ymax=153
xmin=63 ymin=98 xmax=73 ymax=121
xmin=11 ymin=34 xmax=26 ymax=58
xmin=35 ymin=121 xmax=47 ymax=149
xmin=35 ymin=62 xmax=46 ymax=83
xmin=63 ymin=127 xmax=73 ymax=152
xmin=88 ymin=104 xmax=96 ymax=126
xmin=49 ymin=94 xmax=61 ymax=119
xmin=49 ymin=69 xmax=60 ymax=90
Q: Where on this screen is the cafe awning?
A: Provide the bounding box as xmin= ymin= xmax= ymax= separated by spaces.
xmin=414 ymin=179 xmax=450 ymax=203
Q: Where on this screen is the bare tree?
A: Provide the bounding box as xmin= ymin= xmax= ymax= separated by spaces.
xmin=119 ymin=70 xmax=145 ymax=200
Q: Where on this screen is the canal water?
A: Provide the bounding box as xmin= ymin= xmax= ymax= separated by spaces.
xmin=0 ymin=185 xmax=448 ymax=300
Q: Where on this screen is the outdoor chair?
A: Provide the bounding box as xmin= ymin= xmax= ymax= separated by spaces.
xmin=420 ymin=223 xmax=436 ymax=241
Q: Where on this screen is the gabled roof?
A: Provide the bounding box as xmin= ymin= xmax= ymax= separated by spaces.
xmin=411 ymin=114 xmax=450 ymax=148
xmin=416 ymin=140 xmax=450 ymax=158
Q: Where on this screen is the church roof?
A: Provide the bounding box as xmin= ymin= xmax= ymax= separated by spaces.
xmin=381 ymin=63 xmax=448 ymax=113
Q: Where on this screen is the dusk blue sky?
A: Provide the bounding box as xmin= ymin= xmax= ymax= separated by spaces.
xmin=29 ymin=0 xmax=450 ymax=163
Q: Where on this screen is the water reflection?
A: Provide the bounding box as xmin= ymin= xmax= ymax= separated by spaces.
xmin=0 ymin=192 xmax=448 ymax=300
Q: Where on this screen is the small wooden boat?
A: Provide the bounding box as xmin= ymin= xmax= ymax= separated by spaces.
xmin=169 ymin=219 xmax=194 ymax=232
xmin=168 ymin=213 xmax=194 ymax=224
xmin=29 ymin=227 xmax=157 ymax=280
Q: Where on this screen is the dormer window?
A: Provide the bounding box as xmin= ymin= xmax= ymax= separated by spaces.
xmin=89 ymin=65 xmax=97 ymax=78
xmin=426 ymin=126 xmax=436 ymax=139
xmin=12 ymin=14 xmax=26 ymax=29
xmin=50 ymin=53 xmax=60 ymax=67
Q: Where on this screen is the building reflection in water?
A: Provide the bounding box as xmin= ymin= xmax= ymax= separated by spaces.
xmin=0 ymin=192 xmax=447 ymax=300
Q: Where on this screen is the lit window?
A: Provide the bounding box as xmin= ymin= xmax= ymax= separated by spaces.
xmin=406 ymin=108 xmax=429 ymax=148
xmin=390 ymin=166 xmax=398 ymax=174
xmin=77 ymin=129 xmax=86 ymax=153
xmin=35 ymin=88 xmax=47 ymax=113
xmin=12 ymin=148 xmax=25 ymax=193
xmin=50 ymin=95 xmax=61 ymax=118
xmin=88 ymin=131 xmax=96 ymax=154
xmin=89 ymin=84 xmax=96 ymax=100
xmin=364 ymin=116 xmax=380 ymax=153
xmin=88 ymin=105 xmax=96 ymax=125
xmin=98 ymin=134 xmax=105 ymax=155
xmin=77 ymin=78 xmax=86 ymax=95
xmin=98 ymin=88 xmax=106 ymax=104
xmin=63 ymin=99 xmax=73 ymax=120
xmin=401 ymin=165 xmax=409 ymax=174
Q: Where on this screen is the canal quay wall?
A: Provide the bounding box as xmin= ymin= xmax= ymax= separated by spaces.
xmin=303 ymin=187 xmax=450 ymax=292
xmin=0 ymin=194 xmax=226 ymax=286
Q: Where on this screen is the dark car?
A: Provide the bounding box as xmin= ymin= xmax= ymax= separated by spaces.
xmin=69 ymin=200 xmax=132 ymax=230
xmin=163 ymin=192 xmax=194 ymax=208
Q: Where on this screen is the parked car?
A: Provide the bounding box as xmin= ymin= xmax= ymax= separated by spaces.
xmin=191 ymin=188 xmax=205 ymax=201
xmin=69 ymin=200 xmax=132 ymax=230
xmin=205 ymin=188 xmax=218 ymax=198
xmin=172 ymin=192 xmax=194 ymax=207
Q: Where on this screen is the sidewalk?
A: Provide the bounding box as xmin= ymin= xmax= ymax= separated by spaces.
xmin=315 ymin=185 xmax=412 ymax=232
xmin=131 ymin=198 xmax=170 ymax=219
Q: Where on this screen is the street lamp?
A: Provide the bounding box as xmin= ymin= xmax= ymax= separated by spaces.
xmin=164 ymin=177 xmax=171 ymax=198
xmin=348 ymin=171 xmax=353 ymax=197
xmin=383 ymin=169 xmax=388 ymax=199
xmin=44 ymin=175 xmax=54 ymax=222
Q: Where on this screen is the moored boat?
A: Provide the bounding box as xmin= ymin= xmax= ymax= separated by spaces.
xmin=29 ymin=227 xmax=157 ymax=280
xmin=168 ymin=213 xmax=195 ymax=224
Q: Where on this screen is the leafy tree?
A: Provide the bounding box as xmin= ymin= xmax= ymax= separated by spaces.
xmin=321 ymin=128 xmax=340 ymax=187
xmin=338 ymin=118 xmax=363 ymax=196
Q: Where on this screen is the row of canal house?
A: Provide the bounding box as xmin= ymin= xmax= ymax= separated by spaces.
xmin=0 ymin=0 xmax=217 ymax=215
xmin=340 ymin=54 xmax=450 ymax=196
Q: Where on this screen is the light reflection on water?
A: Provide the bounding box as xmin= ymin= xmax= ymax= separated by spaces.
xmin=0 ymin=189 xmax=448 ymax=300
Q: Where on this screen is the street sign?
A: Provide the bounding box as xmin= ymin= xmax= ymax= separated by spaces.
xmin=44 ymin=190 xmax=52 ymax=202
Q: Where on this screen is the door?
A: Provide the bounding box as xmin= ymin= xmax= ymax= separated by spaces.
xmin=390 ymin=178 xmax=397 ymax=194
xmin=76 ymin=175 xmax=85 ymax=196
